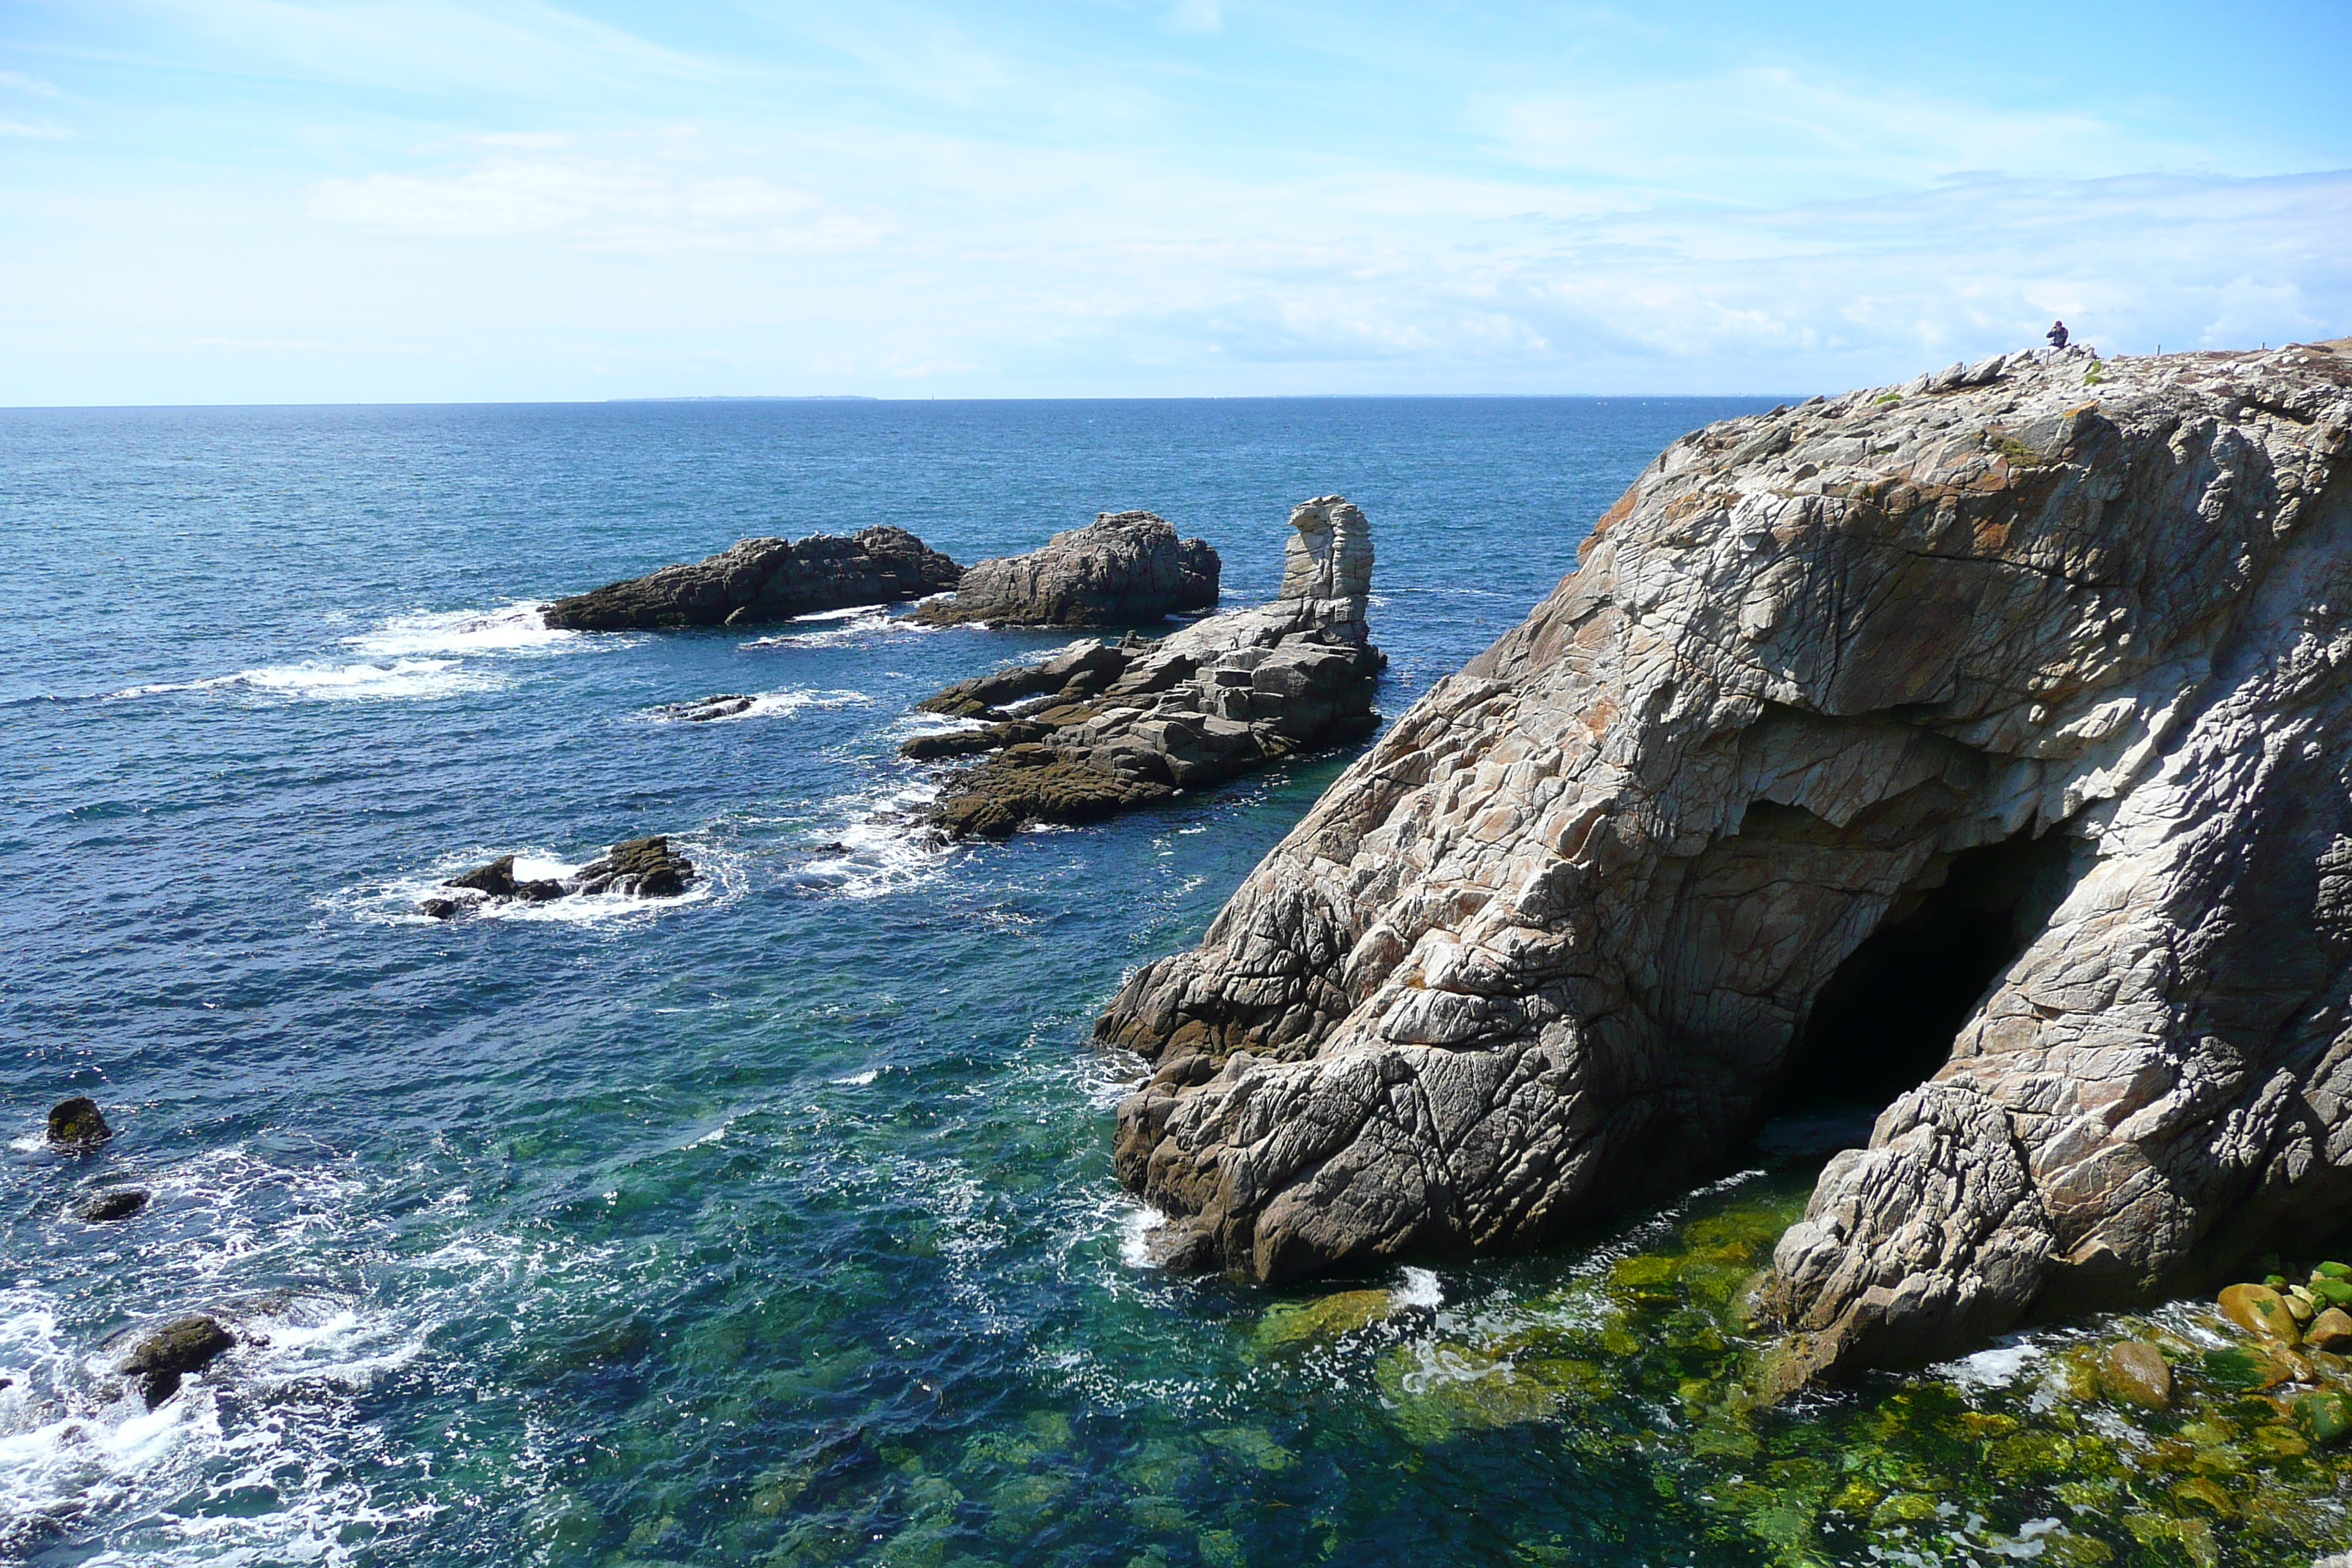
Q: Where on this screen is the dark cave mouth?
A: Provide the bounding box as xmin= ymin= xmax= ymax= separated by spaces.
xmin=1758 ymin=827 xmax=2076 ymax=1147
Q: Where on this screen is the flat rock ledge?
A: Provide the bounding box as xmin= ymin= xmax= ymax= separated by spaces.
xmin=908 ymin=497 xmax=1380 ymax=838
xmin=420 ymin=835 xmax=695 ymax=918
xmin=913 ymin=510 xmax=1218 ymax=627
xmin=543 ymin=527 xmax=961 ymax=631
xmin=1096 ymin=343 xmax=2352 ymax=1391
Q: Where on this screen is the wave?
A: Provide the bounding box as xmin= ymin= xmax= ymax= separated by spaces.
xmin=641 ymin=687 xmax=872 ymax=724
xmin=783 ymin=777 xmax=953 ymax=902
xmin=335 ymin=840 xmax=739 ymax=927
xmin=106 ymin=657 xmax=507 ymax=704
xmin=342 ymin=600 xmax=579 ymax=659
xmin=739 ymin=603 xmax=982 ymax=649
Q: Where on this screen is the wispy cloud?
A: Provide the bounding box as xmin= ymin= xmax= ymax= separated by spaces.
xmin=1162 ymin=0 xmax=1224 ymax=37
xmin=0 ymin=69 xmax=62 ymax=97
xmin=0 ymin=119 xmax=69 ymax=139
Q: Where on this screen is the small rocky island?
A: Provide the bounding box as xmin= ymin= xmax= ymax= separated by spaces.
xmin=542 ymin=527 xmax=962 ymax=630
xmin=419 ymin=835 xmax=695 ymax=918
xmin=1099 ymin=342 xmax=2352 ymax=1390
xmin=906 ymin=496 xmax=1381 ymax=838
xmin=913 ymin=510 xmax=1218 ymax=627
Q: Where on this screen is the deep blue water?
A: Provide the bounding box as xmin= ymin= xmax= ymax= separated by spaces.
xmin=0 ymin=394 xmax=1806 ymax=1567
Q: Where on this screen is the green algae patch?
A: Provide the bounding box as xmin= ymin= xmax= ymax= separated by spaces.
xmin=1253 ymin=1287 xmax=1397 ymax=1351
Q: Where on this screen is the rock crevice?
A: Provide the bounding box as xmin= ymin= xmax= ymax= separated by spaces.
xmin=1096 ymin=344 xmax=2352 ymax=1384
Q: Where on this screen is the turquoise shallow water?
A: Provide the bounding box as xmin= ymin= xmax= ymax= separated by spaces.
xmin=7 ymin=397 xmax=2348 ymax=1568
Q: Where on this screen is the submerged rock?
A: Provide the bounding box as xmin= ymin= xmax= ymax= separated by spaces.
xmin=422 ymin=837 xmax=695 ymax=916
xmin=2099 ymin=1340 xmax=2172 ymax=1409
xmin=908 ymin=497 xmax=1382 ymax=838
xmin=652 ymin=693 xmax=755 ymax=722
xmin=1093 ymin=344 xmax=2352 ymax=1388
xmin=119 ymin=1313 xmax=233 ymax=1408
xmin=76 ymin=1188 xmax=150 ymax=1222
xmin=913 ymin=510 xmax=1218 ymax=627
xmin=542 ymin=527 xmax=962 ymax=631
xmin=46 ymin=1097 xmax=110 ymax=1147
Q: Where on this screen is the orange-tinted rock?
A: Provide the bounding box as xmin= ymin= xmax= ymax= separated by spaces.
xmin=2220 ymin=1284 xmax=2303 ymax=1346
xmin=2098 ymin=1341 xmax=2171 ymax=1409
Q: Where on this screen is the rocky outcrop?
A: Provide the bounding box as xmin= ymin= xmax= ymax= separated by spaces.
xmin=421 ymin=836 xmax=695 ymax=917
xmin=1096 ymin=343 xmax=2352 ymax=1387
xmin=543 ymin=527 xmax=961 ymax=631
xmin=78 ymin=1188 xmax=150 ymax=1222
xmin=913 ymin=510 xmax=1218 ymax=627
xmin=119 ymin=1314 xmax=233 ymax=1407
xmin=907 ymin=497 xmax=1381 ymax=838
xmin=47 ymin=1097 xmax=110 ymax=1147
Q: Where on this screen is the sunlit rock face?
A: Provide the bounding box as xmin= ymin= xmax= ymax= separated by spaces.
xmin=1100 ymin=342 xmax=2352 ymax=1382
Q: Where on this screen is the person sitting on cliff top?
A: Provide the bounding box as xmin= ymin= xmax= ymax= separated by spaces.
xmin=2046 ymin=320 xmax=2070 ymax=349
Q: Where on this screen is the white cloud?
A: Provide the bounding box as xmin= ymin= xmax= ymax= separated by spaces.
xmin=1478 ymin=64 xmax=2258 ymax=205
xmin=0 ymin=69 xmax=62 ymax=97
xmin=1163 ymin=0 xmax=1224 ymax=37
xmin=307 ymin=146 xmax=875 ymax=250
xmin=0 ymin=119 xmax=69 ymax=139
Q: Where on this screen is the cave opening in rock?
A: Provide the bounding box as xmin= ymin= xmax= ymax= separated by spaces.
xmin=1770 ymin=828 xmax=2076 ymax=1123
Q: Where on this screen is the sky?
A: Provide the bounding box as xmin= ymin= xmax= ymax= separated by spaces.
xmin=2 ymin=0 xmax=2348 ymax=404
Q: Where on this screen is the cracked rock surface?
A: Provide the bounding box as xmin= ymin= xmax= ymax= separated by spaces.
xmin=1096 ymin=343 xmax=2352 ymax=1384
xmin=911 ymin=497 xmax=1382 ymax=838
xmin=913 ymin=509 xmax=1218 ymax=627
xmin=543 ymin=527 xmax=962 ymax=630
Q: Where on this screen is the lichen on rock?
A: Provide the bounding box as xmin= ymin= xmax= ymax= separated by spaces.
xmin=1096 ymin=342 xmax=2352 ymax=1390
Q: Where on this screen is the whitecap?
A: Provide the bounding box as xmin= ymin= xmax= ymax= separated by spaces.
xmin=1392 ymin=1267 xmax=1444 ymax=1311
xmin=343 ymin=600 xmax=577 ymax=658
xmin=106 ymin=657 xmax=505 ymax=704
xmin=644 ymin=687 xmax=871 ymax=724
xmin=832 ymin=1069 xmax=880 ymax=1087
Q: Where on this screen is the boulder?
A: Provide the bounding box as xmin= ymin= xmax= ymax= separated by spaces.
xmin=543 ymin=527 xmax=962 ymax=631
xmin=119 ymin=1313 xmax=233 ymax=1407
xmin=2097 ymin=1341 xmax=2171 ymax=1409
xmin=652 ymin=694 xmax=755 ymax=722
xmin=2310 ymin=1306 xmax=2352 ymax=1352
xmin=423 ymin=837 xmax=695 ymax=916
xmin=77 ymin=1188 xmax=150 ymax=1222
xmin=914 ymin=510 xmax=1218 ymax=627
xmin=46 ymin=1097 xmax=110 ymax=1147
xmin=908 ymin=497 xmax=1382 ymax=837
xmin=2220 ymin=1281 xmax=2302 ymax=1345
xmin=1090 ymin=344 xmax=2352 ymax=1392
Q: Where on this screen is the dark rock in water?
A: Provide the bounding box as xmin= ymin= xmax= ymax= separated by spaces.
xmin=543 ymin=527 xmax=962 ymax=631
xmin=120 ymin=1313 xmax=234 ymax=1408
xmin=422 ymin=838 xmax=696 ymax=916
xmin=914 ymin=510 xmax=1218 ymax=627
xmin=444 ymin=855 xmax=568 ymax=903
xmin=1092 ymin=344 xmax=2352 ymax=1395
xmin=47 ymin=1097 xmax=110 ymax=1147
xmin=653 ymin=693 xmax=755 ymax=723
xmin=573 ymin=835 xmax=694 ymax=898
xmin=78 ymin=1188 xmax=150 ymax=1222
xmin=907 ymin=497 xmax=1380 ymax=838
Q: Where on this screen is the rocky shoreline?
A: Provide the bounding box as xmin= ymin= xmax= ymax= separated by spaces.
xmin=1099 ymin=343 xmax=2352 ymax=1390
xmin=905 ymin=496 xmax=1382 ymax=838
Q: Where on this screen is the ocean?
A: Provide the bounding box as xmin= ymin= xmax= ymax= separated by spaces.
xmin=3 ymin=397 xmax=2337 ymax=1567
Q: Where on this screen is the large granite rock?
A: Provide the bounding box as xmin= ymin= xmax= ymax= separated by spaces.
xmin=914 ymin=510 xmax=1219 ymax=627
xmin=907 ymin=497 xmax=1380 ymax=837
xmin=543 ymin=527 xmax=961 ymax=630
xmin=1097 ymin=343 xmax=2352 ymax=1388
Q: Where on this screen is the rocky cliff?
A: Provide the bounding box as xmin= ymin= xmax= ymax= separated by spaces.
xmin=1098 ymin=342 xmax=2352 ymax=1386
xmin=543 ymin=527 xmax=961 ymax=630
xmin=913 ymin=510 xmax=1218 ymax=627
xmin=911 ymin=496 xmax=1381 ymax=838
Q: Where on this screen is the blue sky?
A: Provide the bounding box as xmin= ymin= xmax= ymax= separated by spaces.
xmin=3 ymin=0 xmax=2348 ymax=403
